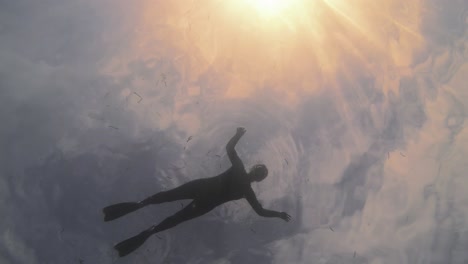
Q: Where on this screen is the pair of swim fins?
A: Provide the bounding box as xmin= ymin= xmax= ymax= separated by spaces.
xmin=103 ymin=202 xmax=154 ymax=257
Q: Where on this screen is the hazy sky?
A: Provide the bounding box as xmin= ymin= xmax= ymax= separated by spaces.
xmin=0 ymin=0 xmax=467 ymax=263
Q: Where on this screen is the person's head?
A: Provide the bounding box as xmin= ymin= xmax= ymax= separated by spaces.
xmin=248 ymin=164 xmax=268 ymax=182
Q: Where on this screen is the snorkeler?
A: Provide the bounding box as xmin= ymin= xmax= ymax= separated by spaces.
xmin=102 ymin=127 xmax=291 ymax=257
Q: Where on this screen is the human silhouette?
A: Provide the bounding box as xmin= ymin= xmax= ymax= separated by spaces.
xmin=102 ymin=127 xmax=291 ymax=257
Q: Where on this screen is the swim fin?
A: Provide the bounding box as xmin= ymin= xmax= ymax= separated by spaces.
xmin=114 ymin=230 xmax=153 ymax=257
xmin=102 ymin=202 xmax=142 ymax=222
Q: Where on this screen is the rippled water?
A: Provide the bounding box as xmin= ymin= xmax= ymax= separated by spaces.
xmin=0 ymin=0 xmax=467 ymax=263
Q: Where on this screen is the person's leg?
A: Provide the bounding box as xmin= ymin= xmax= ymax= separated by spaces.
xmin=139 ymin=179 xmax=202 ymax=206
xmin=103 ymin=179 xmax=203 ymax=222
xmin=114 ymin=200 xmax=214 ymax=257
xmin=148 ymin=200 xmax=214 ymax=234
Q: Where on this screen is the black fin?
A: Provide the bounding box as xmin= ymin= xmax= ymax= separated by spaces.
xmin=114 ymin=230 xmax=152 ymax=257
xmin=102 ymin=202 xmax=142 ymax=222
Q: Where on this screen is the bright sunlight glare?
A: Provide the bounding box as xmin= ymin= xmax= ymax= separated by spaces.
xmin=245 ymin=0 xmax=294 ymax=17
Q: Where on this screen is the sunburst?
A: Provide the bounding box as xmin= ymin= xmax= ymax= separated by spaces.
xmin=244 ymin=0 xmax=296 ymax=18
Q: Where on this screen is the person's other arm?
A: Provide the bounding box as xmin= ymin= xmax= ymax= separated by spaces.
xmin=245 ymin=187 xmax=291 ymax=222
xmin=226 ymin=127 xmax=246 ymax=168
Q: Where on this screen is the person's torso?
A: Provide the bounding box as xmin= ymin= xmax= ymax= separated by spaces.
xmin=198 ymin=166 xmax=250 ymax=204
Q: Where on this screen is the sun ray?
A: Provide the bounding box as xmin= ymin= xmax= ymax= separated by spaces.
xmin=321 ymin=0 xmax=367 ymax=35
xmin=134 ymin=0 xmax=425 ymax=100
xmin=246 ymin=0 xmax=294 ymax=18
xmin=323 ymin=0 xmax=396 ymax=61
xmin=391 ymin=19 xmax=424 ymax=40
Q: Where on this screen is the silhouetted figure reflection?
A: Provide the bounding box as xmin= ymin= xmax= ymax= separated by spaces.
xmin=103 ymin=127 xmax=291 ymax=257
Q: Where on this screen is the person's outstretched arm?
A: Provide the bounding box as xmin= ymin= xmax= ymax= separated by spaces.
xmin=226 ymin=127 xmax=246 ymax=168
xmin=245 ymin=187 xmax=291 ymax=222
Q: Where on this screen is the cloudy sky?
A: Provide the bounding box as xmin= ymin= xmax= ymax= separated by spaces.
xmin=0 ymin=0 xmax=467 ymax=263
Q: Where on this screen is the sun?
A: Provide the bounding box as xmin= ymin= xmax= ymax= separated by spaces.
xmin=245 ymin=0 xmax=294 ymax=18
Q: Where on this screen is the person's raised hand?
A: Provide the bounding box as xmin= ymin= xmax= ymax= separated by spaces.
xmin=236 ymin=127 xmax=246 ymax=136
xmin=279 ymin=212 xmax=291 ymax=222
